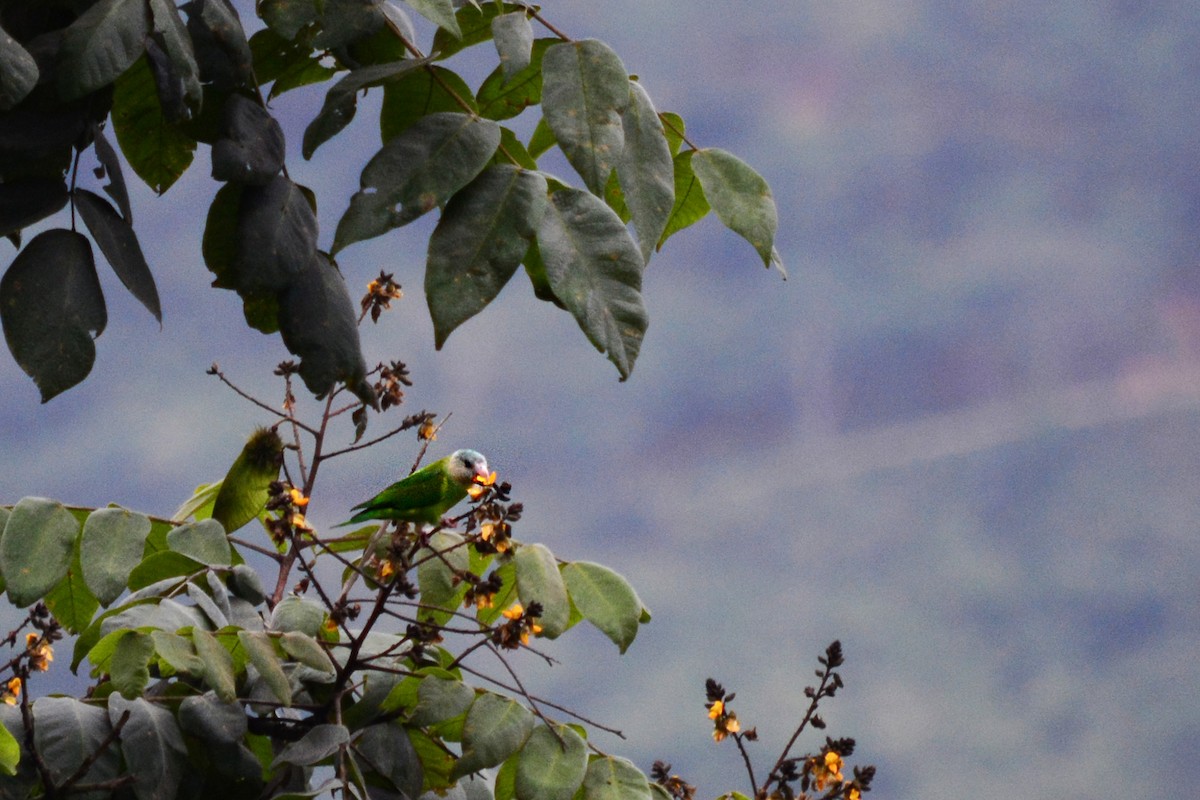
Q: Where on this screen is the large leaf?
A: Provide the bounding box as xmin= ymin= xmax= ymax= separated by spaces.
xmin=178 ymin=692 xmax=246 ymax=743
xmin=0 ymin=22 xmax=37 ymax=110
xmin=492 ymin=12 xmax=533 ymax=80
xmin=151 ymin=631 xmax=205 ymax=676
xmin=0 ymin=497 xmax=80 ymax=607
xmin=277 ymin=252 xmax=374 ymax=404
xmin=271 ymin=723 xmax=350 ymax=768
xmin=0 ymin=178 xmax=69 ymax=238
xmin=541 ymin=40 xmax=630 ymax=195
xmin=514 ymin=543 xmax=569 ymax=639
xmin=211 ymin=94 xmax=286 ymax=184
xmin=239 ymin=630 xmax=291 ymax=706
xmin=201 ymin=183 xmax=280 ymax=333
xmin=0 ymin=229 xmax=106 ymax=402
xmin=426 ymin=165 xmax=546 ymax=347
xmin=356 ymin=722 xmax=424 ymax=799
xmin=312 ymin=0 xmax=385 ymax=50
xmin=453 ymin=692 xmax=534 ymax=778
xmin=380 ymin=66 xmax=477 ymax=143
xmin=249 ymin=27 xmax=336 ymax=99
xmin=561 ymin=561 xmax=648 ymax=653
xmin=515 ymin=724 xmax=587 ymax=800
xmin=148 ymin=0 xmax=203 ymax=120
xmin=167 ymin=518 xmax=231 ymax=566
xmin=230 ymin=175 xmax=318 ymax=294
xmin=334 ymin=112 xmax=500 ymax=252
xmin=112 ymin=55 xmax=197 ymax=193
xmin=81 ymin=507 xmax=153 ymax=606
xmin=126 ymin=551 xmax=206 ymax=591
xmin=108 ymin=695 xmax=188 ymax=800
xmin=302 ymin=58 xmax=430 ymax=159
xmin=617 ymin=82 xmax=674 ymax=263
xmin=191 ymin=627 xmax=237 ymax=701
xmin=33 ymin=698 xmax=122 ymax=798
xmin=657 ymin=149 xmax=709 ymax=249
xmin=259 ymin=0 xmax=320 ymax=39
xmin=582 ymin=756 xmax=652 ymax=800
xmin=416 ymin=530 xmax=470 ymax=625
xmin=44 ymin=541 xmax=100 ymax=634
xmin=110 ymin=630 xmax=155 ymax=698
xmin=58 ymin=0 xmax=151 ymax=101
xmin=92 ymin=125 xmax=132 ymax=222
xmin=536 ymin=187 xmax=647 ymax=381
xmin=691 ymin=147 xmax=781 ymax=273
xmin=476 ymin=38 xmax=554 ymax=121
xmin=279 ymin=631 xmax=335 ymax=673
xmin=73 ymin=189 xmax=163 ymax=322
xmin=410 ymin=676 xmax=476 ymax=727
xmin=0 ymin=715 xmax=20 ymax=778
xmin=183 ymin=0 xmax=256 ymax=91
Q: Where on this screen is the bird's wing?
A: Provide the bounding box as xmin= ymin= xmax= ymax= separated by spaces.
xmin=353 ymin=460 xmax=453 ymax=515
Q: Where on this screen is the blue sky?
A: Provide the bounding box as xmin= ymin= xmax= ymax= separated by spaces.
xmin=4 ymin=2 xmax=1200 ymax=797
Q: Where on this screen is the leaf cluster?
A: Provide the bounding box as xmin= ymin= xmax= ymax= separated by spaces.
xmin=1 ymin=0 xmax=783 ymax=401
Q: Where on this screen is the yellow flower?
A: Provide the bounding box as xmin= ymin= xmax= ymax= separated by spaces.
xmin=287 ymin=487 xmax=310 ymax=507
xmin=289 ymin=512 xmax=313 ymax=533
xmin=707 ymin=699 xmax=724 ymax=720
xmin=812 ymin=751 xmax=844 ymax=791
xmin=467 ymin=471 xmax=498 ymax=499
xmin=502 ymin=603 xmax=525 ymax=620
xmin=848 ymin=789 xmax=861 ymax=800
xmin=25 ymin=633 xmax=53 ymax=672
xmin=1 ymin=677 xmax=20 ymax=705
xmin=377 ymin=560 xmax=396 ymax=580
xmin=418 ymin=420 xmax=438 ymax=441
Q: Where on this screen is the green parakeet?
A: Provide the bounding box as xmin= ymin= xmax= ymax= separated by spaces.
xmin=212 ymin=427 xmax=284 ymax=532
xmin=344 ymin=449 xmax=491 ymax=526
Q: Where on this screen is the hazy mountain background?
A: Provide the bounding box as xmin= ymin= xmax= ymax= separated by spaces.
xmin=4 ymin=2 xmax=1200 ymax=797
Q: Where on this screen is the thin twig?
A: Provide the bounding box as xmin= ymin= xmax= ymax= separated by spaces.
xmin=207 ymin=365 xmax=318 ymax=435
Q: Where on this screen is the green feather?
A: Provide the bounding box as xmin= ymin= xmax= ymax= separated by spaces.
xmin=345 ymin=456 xmax=468 ymax=526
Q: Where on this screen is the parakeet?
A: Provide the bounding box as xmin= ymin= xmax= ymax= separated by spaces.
xmin=344 ymin=449 xmax=491 ymax=526
xmin=212 ymin=427 xmax=284 ymax=533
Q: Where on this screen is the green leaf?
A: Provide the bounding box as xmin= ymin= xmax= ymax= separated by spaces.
xmin=112 ymin=55 xmax=197 ymax=193
xmin=276 ymin=252 xmax=374 ymax=405
xmin=81 ymin=507 xmax=151 ymax=606
xmin=410 ymin=728 xmax=455 ymax=790
xmin=58 ymin=0 xmax=151 ymax=100
xmin=410 ymin=676 xmax=476 ymax=727
xmin=657 ymin=150 xmax=709 ymax=249
xmin=166 ymin=518 xmax=230 ymax=566
xmin=536 ymin=187 xmax=648 ymax=381
xmin=150 ymin=631 xmax=205 ymax=676
xmin=426 ymin=165 xmax=546 ymax=348
xmin=239 ymin=631 xmax=291 ymax=706
xmin=617 ymin=82 xmax=674 ymax=263
xmin=0 ymin=718 xmax=19 ymax=777
xmin=191 ymin=627 xmax=237 ymax=701
xmin=659 ymin=112 xmax=685 ymax=156
xmin=178 ymin=692 xmax=246 ymax=744
xmin=453 ymin=692 xmax=534 ymax=778
xmin=126 ymin=551 xmax=205 ymax=591
xmin=249 ymin=27 xmax=336 ymax=98
xmin=201 ymin=183 xmax=281 ymax=333
xmin=313 ymin=0 xmax=385 ymax=50
xmin=561 ymin=562 xmax=647 ymax=653
xmin=44 ymin=541 xmax=100 ymax=634
xmin=0 ymin=497 xmax=80 ymax=607
xmin=380 ymin=66 xmax=478 ymax=143
xmin=582 ymin=756 xmax=652 ymax=800
xmin=212 ymin=427 xmax=283 ymax=533
xmin=334 ymin=112 xmax=500 ymax=252
xmin=212 ymin=95 xmax=286 ymax=184
xmin=691 ymin=148 xmax=780 ymax=272
xmin=33 ymin=698 xmax=122 ymax=793
xmin=279 ymin=631 xmax=335 ymax=673
xmin=431 ymin=2 xmax=517 ymax=58
xmin=515 ymin=724 xmax=587 ymax=800
xmin=356 ymin=722 xmax=424 ymax=799
xmin=0 ymin=178 xmax=69 ymax=239
xmin=302 ymin=58 xmax=430 ymax=159
xmin=495 ymin=755 xmax=517 ymax=800
xmin=270 ymin=595 xmax=327 ymax=636
xmin=416 ymin=530 xmax=470 ymax=625
xmin=492 ymin=13 xmax=533 ymax=81
xmin=111 ymin=630 xmax=155 ymax=698
xmin=403 ymin=0 xmax=460 ymax=38
xmin=73 ymin=189 xmax=163 ymax=321
xmin=259 ymin=0 xmax=320 ymax=39
xmin=515 ymin=543 xmax=569 ymax=639
xmin=0 ymin=22 xmax=38 ymax=110
xmin=108 ymin=695 xmax=188 ymax=800
xmin=476 ymin=38 xmax=553 ymax=121
xmin=271 ymin=723 xmax=349 ymax=768
xmin=527 ymin=117 xmax=556 ymax=159
xmin=541 ymin=40 xmax=630 ymax=195
xmin=229 ymin=175 xmax=318 ymax=294
xmin=184 ymin=0 xmax=256 ymax=91
xmin=495 ymin=127 xmax=538 ymax=170
xmin=0 ymin=229 xmax=106 ymax=402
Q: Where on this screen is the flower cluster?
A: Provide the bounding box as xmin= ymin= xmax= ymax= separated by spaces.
xmin=361 ymin=271 xmax=404 ymax=323
xmin=374 ymin=361 xmax=413 ymax=411
xmin=705 ymin=679 xmax=741 ymax=742
xmin=265 ymin=482 xmax=312 ymax=544
xmin=494 ymin=602 xmax=543 ymax=649
xmin=651 ymin=761 xmax=696 ymax=800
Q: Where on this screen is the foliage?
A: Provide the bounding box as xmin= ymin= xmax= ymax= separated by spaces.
xmin=0 ymin=0 xmax=784 ymax=403
xmin=0 ymin=2 xmax=872 ymax=799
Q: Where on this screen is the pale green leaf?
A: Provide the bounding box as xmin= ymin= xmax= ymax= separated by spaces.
xmin=166 ymin=518 xmax=231 ymax=566
xmin=0 ymin=497 xmax=79 ymax=607
xmin=691 ymin=148 xmax=780 ymax=272
xmin=492 ymin=13 xmax=533 ymax=80
xmin=150 ymin=631 xmax=205 ymax=676
xmin=617 ymin=81 xmax=674 ymax=263
xmin=302 ymin=57 xmax=430 ymax=159
xmin=426 ymin=165 xmax=547 ymax=348
xmin=271 ymin=723 xmax=350 ymax=768
xmin=380 ymin=66 xmax=478 ymax=143
xmin=536 ymin=187 xmax=647 ymax=381
xmin=270 ymin=595 xmax=327 ymax=636
xmin=126 ymin=551 xmax=205 ymax=591
xmin=110 ymin=631 xmax=155 ymax=698
xmin=33 ymin=698 xmax=122 ymax=796
xmin=0 ymin=718 xmax=19 ymax=777
xmin=58 ymin=0 xmax=151 ymax=100
xmin=0 ymin=22 xmax=38 ymax=110
xmin=239 ymin=630 xmax=291 ymax=706
xmin=44 ymin=538 xmax=100 ymax=633
xmin=410 ymin=676 xmax=476 ymax=726
xmin=177 ymin=692 xmax=246 ymax=744
xmin=403 ymin=0 xmax=460 ymax=38
xmin=515 ymin=724 xmax=587 ymax=800
xmin=108 ymin=695 xmax=188 ymax=800
xmin=81 ymin=506 xmax=151 ymax=605
xmin=657 ymin=149 xmax=709 ymax=248
xmin=561 ymin=562 xmax=647 ymax=653
xmin=333 ymin=112 xmax=500 ymax=252
xmin=582 ymin=756 xmax=652 ymax=800
xmin=280 ymin=631 xmax=335 ymax=673
xmin=541 ymin=40 xmax=630 ymax=195
xmin=453 ymin=692 xmax=534 ymax=778
xmin=515 ymin=543 xmax=569 ymax=639
xmin=192 ymin=627 xmax=237 ymax=701
xmin=416 ymin=530 xmax=470 ymax=625
xmin=355 ymin=722 xmax=423 ymax=799
xmin=476 ymin=38 xmax=554 ymax=121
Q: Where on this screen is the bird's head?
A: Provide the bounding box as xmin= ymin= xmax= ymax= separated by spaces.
xmin=449 ymin=449 xmax=491 ymax=486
